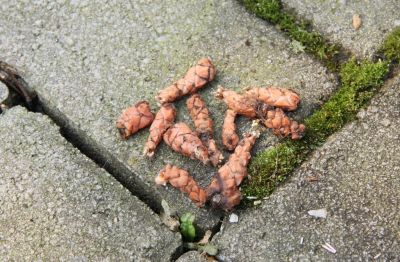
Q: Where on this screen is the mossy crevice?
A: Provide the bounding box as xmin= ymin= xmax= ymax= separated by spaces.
xmin=240 ymin=0 xmax=400 ymax=200
xmin=240 ymin=0 xmax=345 ymax=70
xmin=244 ymin=59 xmax=389 ymax=198
xmin=379 ymin=27 xmax=400 ymax=63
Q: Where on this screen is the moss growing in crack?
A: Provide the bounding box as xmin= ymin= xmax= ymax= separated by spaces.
xmin=380 ymin=27 xmax=400 ymax=63
xmin=241 ymin=0 xmax=342 ymax=70
xmin=305 ymin=59 xmax=389 ymax=144
xmin=242 ymin=59 xmax=389 ymax=199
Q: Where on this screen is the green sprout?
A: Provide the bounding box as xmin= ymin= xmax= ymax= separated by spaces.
xmin=180 ymin=213 xmax=196 ymax=241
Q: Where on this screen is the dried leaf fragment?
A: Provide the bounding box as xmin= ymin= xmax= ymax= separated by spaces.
xmin=144 ymin=103 xmax=176 ymax=157
xmin=156 ymin=164 xmax=207 ymax=207
xmin=352 ymin=14 xmax=362 ymax=30
xmin=116 ymin=101 xmax=154 ymax=139
xmin=156 ymin=58 xmax=216 ymax=104
xmin=163 ymin=123 xmax=209 ymax=164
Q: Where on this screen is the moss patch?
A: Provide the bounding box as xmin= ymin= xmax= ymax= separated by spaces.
xmin=241 ymin=0 xmax=342 ymax=70
xmin=379 ymin=27 xmax=400 ymax=63
xmin=242 ymin=59 xmax=389 ymax=199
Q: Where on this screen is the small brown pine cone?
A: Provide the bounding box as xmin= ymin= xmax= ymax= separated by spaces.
xmin=163 ymin=122 xmax=209 ymax=165
xmin=263 ymin=108 xmax=305 ymax=140
xmin=206 ymin=133 xmax=258 ymax=211
xmin=244 ymin=86 xmax=300 ymax=111
xmin=222 ymin=109 xmax=240 ymax=151
xmin=187 ymin=94 xmax=223 ymax=166
xmin=116 ymin=101 xmax=154 ymax=139
xmin=155 ymin=164 xmax=207 ymax=207
xmin=215 ymin=87 xmax=260 ymax=118
xmin=156 ymin=58 xmax=216 ymax=104
xmin=205 ymin=138 xmax=224 ymax=167
xmin=186 ymin=94 xmax=214 ymax=135
xmin=144 ymin=103 xmax=176 ymax=157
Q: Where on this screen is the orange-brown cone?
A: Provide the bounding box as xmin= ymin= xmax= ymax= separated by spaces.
xmin=222 ymin=109 xmax=240 ymax=151
xmin=206 ymin=133 xmax=257 ymax=211
xmin=163 ymin=122 xmax=209 ymax=165
xmin=187 ymin=94 xmax=223 ymax=166
xmin=155 ymin=164 xmax=207 ymax=207
xmin=215 ymin=87 xmax=260 ymax=118
xmin=244 ymin=86 xmax=300 ymax=111
xmin=156 ymin=58 xmax=216 ymax=104
xmin=116 ymin=101 xmax=154 ymax=139
xmin=263 ymin=108 xmax=305 ymax=140
xmin=144 ymin=103 xmax=176 ymax=157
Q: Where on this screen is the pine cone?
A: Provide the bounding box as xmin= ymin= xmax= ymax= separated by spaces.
xmin=156 ymin=58 xmax=216 ymax=104
xmin=163 ymin=122 xmax=209 ymax=165
xmin=144 ymin=103 xmax=176 ymax=157
xmin=156 ymin=164 xmax=207 ymax=207
xmin=222 ymin=109 xmax=240 ymax=151
xmin=206 ymin=133 xmax=257 ymax=211
xmin=263 ymin=108 xmax=305 ymax=140
xmin=215 ymin=87 xmax=261 ymax=118
xmin=116 ymin=101 xmax=154 ymax=139
xmin=187 ymin=94 xmax=223 ymax=166
xmin=244 ymin=86 xmax=300 ymax=111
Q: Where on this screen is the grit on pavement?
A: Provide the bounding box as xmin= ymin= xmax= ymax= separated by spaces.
xmin=212 ymin=74 xmax=400 ymax=261
xmin=0 ymin=0 xmax=399 ymax=261
xmin=0 ymin=107 xmax=180 ymax=261
xmin=0 ymin=0 xmax=336 ymax=229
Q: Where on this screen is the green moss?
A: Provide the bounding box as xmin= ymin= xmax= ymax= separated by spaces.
xmin=244 ymin=141 xmax=303 ymax=197
xmin=379 ymin=27 xmax=400 ymax=63
xmin=241 ymin=0 xmax=342 ymax=70
xmin=242 ymin=59 xmax=389 ymax=199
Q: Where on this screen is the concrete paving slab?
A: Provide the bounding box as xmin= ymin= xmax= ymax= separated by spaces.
xmin=176 ymin=251 xmax=207 ymax=262
xmin=0 ymin=82 xmax=7 ymax=105
xmin=0 ymin=107 xmax=180 ymax=261
xmin=0 ymin=0 xmax=336 ymax=228
xmin=213 ymin=74 xmax=400 ymax=261
xmin=282 ymin=0 xmax=400 ymax=58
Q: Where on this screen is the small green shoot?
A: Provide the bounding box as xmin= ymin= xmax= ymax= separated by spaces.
xmin=180 ymin=213 xmax=196 ymax=241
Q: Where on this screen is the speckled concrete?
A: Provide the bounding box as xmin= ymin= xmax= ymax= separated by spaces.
xmin=0 ymin=82 xmax=7 ymax=105
xmin=0 ymin=107 xmax=180 ymax=261
xmin=282 ymin=0 xmax=400 ymax=58
xmin=176 ymin=251 xmax=207 ymax=262
xmin=213 ymin=75 xmax=400 ymax=261
xmin=0 ymin=0 xmax=337 ymax=229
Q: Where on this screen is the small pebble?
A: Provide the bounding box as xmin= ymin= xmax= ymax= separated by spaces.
xmin=308 ymin=208 xmax=327 ymax=218
xmin=229 ymin=213 xmax=239 ymax=223
xmin=352 ymin=14 xmax=362 ymax=30
xmin=253 ymin=200 xmax=262 ymax=206
xmin=380 ymin=119 xmax=391 ymax=127
xmin=357 ymin=109 xmax=366 ymax=119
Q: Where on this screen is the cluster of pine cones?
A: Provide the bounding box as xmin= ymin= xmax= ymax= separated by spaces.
xmin=116 ymin=58 xmax=305 ymax=211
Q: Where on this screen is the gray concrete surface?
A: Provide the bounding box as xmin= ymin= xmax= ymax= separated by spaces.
xmin=0 ymin=82 xmax=7 ymax=105
xmin=213 ymin=74 xmax=400 ymax=261
xmin=282 ymin=0 xmax=400 ymax=58
xmin=0 ymin=107 xmax=180 ymax=261
xmin=0 ymin=0 xmax=337 ymax=229
xmin=176 ymin=251 xmax=207 ymax=262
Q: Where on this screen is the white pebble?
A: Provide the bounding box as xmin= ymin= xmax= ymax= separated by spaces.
xmin=308 ymin=208 xmax=327 ymax=218
xmin=229 ymin=213 xmax=239 ymax=223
